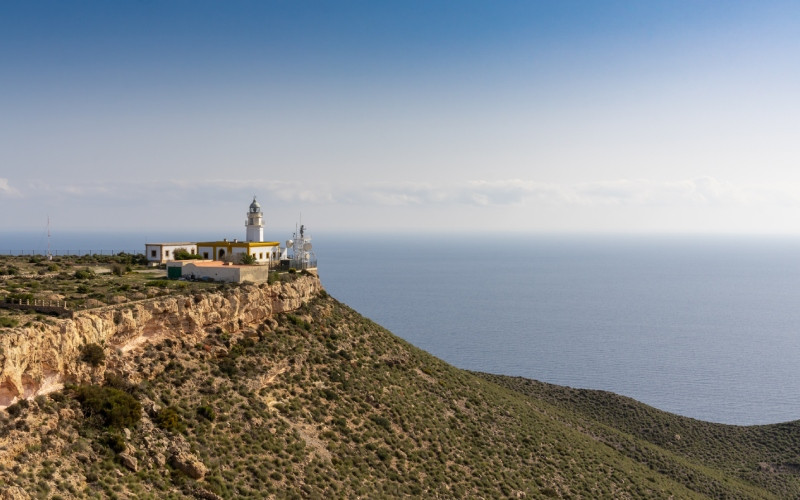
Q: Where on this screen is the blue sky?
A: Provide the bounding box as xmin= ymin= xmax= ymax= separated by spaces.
xmin=3 ymin=1 xmax=800 ymax=236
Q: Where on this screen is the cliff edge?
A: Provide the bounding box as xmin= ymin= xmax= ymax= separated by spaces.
xmin=0 ymin=275 xmax=321 ymax=407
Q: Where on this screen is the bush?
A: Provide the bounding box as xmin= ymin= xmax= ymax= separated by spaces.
xmin=75 ymin=385 xmax=141 ymax=428
xmin=174 ymin=248 xmax=203 ymax=260
xmin=0 ymin=317 xmax=19 ymax=328
xmin=239 ymin=254 xmax=257 ymax=265
xmin=155 ymin=406 xmax=185 ymax=433
xmin=197 ymin=405 xmax=216 ymax=422
xmin=376 ymin=447 xmax=391 ymax=462
xmin=103 ymin=432 xmax=126 ymax=453
xmin=6 ymin=292 xmax=33 ymax=303
xmin=5 ymin=402 xmax=22 ymax=418
xmin=370 ymin=415 xmax=392 ymax=431
xmin=104 ymin=373 xmax=138 ymax=395
xmin=80 ymin=343 xmax=106 ymax=367
xmin=218 ymin=357 xmax=237 ymax=377
xmin=74 ymin=268 xmax=95 ymax=279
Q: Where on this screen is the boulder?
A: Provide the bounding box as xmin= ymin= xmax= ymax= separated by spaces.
xmin=119 ymin=452 xmax=138 ymax=472
xmin=192 ymin=488 xmax=224 ymax=500
xmin=111 ymin=295 xmax=128 ymax=304
xmin=152 ymin=451 xmax=166 ymax=468
xmin=170 ymin=450 xmax=207 ymax=479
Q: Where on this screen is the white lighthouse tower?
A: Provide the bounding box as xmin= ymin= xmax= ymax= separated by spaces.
xmin=245 ymin=197 xmax=264 ymax=242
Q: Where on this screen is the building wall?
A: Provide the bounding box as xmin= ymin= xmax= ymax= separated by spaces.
xmin=145 ymin=244 xmax=197 ymax=264
xmin=196 ymin=241 xmax=280 ymax=265
xmin=166 ymin=261 xmax=272 ymax=283
xmin=197 ymin=245 xmax=215 ymax=260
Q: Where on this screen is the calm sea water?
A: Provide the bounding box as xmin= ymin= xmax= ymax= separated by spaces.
xmin=4 ymin=231 xmax=800 ymax=425
xmin=317 ymin=234 xmax=800 ymax=426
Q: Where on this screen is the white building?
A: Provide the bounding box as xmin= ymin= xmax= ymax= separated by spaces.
xmin=196 ymin=197 xmax=281 ymax=266
xmin=144 ymin=242 xmax=197 ymax=265
xmin=195 ymin=239 xmax=280 ymax=266
xmin=144 ymin=197 xmax=300 ymax=270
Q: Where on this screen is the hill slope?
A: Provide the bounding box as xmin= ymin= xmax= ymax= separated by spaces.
xmin=478 ymin=373 xmax=800 ymax=498
xmin=1 ymin=291 xmax=798 ymax=498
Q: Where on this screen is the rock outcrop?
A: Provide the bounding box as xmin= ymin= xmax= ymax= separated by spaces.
xmin=169 ymin=449 xmax=208 ymax=479
xmin=0 ymin=275 xmax=321 ymax=407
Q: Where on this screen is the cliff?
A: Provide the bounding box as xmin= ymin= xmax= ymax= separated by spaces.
xmin=1 ymin=280 xmax=800 ymax=498
xmin=0 ymin=275 xmax=321 ymax=407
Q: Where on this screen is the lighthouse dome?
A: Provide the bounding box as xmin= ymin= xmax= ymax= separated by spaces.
xmin=249 ymin=197 xmax=261 ymax=213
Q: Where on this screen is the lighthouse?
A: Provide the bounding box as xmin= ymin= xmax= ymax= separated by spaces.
xmin=245 ymin=197 xmax=264 ymax=242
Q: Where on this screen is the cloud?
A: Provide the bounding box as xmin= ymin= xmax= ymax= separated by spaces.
xmin=19 ymin=176 xmax=800 ymax=210
xmin=0 ymin=178 xmax=21 ymax=198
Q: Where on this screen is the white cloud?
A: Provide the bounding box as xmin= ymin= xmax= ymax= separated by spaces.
xmin=0 ymin=178 xmax=21 ymax=198
xmin=18 ymin=176 xmax=800 ymax=210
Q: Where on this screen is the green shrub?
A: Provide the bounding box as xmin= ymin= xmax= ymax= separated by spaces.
xmin=174 ymin=248 xmax=203 ymax=260
xmin=376 ymin=447 xmax=391 ymax=461
xmin=218 ymin=357 xmax=237 ymax=377
xmin=5 ymin=402 xmax=22 ymax=417
xmin=239 ymin=254 xmax=257 ymax=265
xmin=104 ymin=373 xmax=138 ymax=395
xmin=75 ymin=385 xmax=141 ymax=428
xmin=103 ymin=432 xmax=126 ymax=453
xmin=74 ymin=268 xmax=95 ymax=279
xmin=155 ymin=406 xmax=185 ymax=433
xmin=6 ymin=292 xmax=33 ymax=303
xmin=197 ymin=405 xmax=216 ymax=422
xmin=370 ymin=415 xmax=392 ymax=431
xmin=80 ymin=343 xmax=106 ymax=367
xmin=0 ymin=317 xmax=19 ymax=328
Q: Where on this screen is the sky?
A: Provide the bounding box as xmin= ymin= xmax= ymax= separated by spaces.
xmin=3 ymin=1 xmax=800 ymax=236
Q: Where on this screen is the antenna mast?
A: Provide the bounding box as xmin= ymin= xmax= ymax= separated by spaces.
xmin=47 ymin=215 xmax=52 ymax=261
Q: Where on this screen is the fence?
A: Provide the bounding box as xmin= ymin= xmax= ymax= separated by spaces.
xmin=0 ymin=249 xmax=143 ymax=256
xmin=1 ymin=298 xmax=73 ymax=318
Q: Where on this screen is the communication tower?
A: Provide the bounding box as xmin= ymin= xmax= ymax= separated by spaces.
xmin=285 ymin=222 xmax=317 ymax=270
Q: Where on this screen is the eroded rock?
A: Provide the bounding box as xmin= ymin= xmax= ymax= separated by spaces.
xmin=0 ymin=276 xmax=321 ymax=408
xmin=169 ymin=450 xmax=208 ymax=479
xmin=119 ymin=452 xmax=138 ymax=472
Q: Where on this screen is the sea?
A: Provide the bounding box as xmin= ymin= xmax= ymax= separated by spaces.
xmin=4 ymin=230 xmax=800 ymax=426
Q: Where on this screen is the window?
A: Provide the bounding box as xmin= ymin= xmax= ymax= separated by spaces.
xmin=259 ymin=253 xmax=263 ymax=259
xmin=151 ymin=250 xmax=156 ymax=257
xmin=165 ymin=250 xmax=170 ymax=257
xmin=203 ymin=252 xmax=209 ymax=259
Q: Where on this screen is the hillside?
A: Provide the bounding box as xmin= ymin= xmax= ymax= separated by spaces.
xmin=1 ymin=284 xmax=799 ymax=498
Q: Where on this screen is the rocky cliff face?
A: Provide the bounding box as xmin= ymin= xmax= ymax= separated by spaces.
xmin=0 ymin=275 xmax=321 ymax=407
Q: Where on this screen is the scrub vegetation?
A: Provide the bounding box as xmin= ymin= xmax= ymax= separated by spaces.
xmin=0 ymin=254 xmax=299 ymax=313
xmin=1 ymin=289 xmax=799 ymax=498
